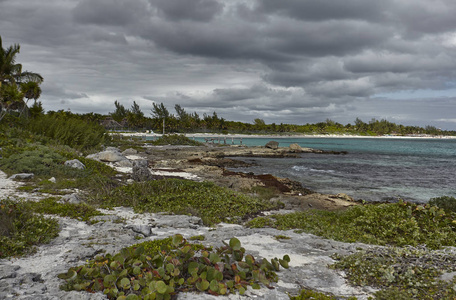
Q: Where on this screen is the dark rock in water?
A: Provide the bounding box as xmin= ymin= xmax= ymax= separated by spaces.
xmin=289 ymin=143 xmax=303 ymax=153
xmin=265 ymin=141 xmax=279 ymax=149
xmin=132 ymin=160 xmax=153 ymax=181
xmin=9 ymin=173 xmax=34 ymax=180
xmin=64 ymin=159 xmax=85 ymax=169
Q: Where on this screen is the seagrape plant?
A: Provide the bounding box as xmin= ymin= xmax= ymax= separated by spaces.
xmin=59 ymin=234 xmax=290 ymax=299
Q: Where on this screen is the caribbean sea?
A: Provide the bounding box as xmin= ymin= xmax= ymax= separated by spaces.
xmin=197 ymin=137 xmax=456 ymax=203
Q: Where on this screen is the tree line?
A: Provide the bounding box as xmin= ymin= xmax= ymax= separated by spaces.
xmin=104 ymin=100 xmax=456 ymax=136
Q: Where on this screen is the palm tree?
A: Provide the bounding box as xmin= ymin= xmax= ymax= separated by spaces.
xmin=19 ymin=81 xmax=42 ymax=117
xmin=0 ymin=36 xmax=43 ymax=121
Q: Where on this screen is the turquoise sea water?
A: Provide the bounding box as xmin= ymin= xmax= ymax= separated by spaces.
xmin=194 ymin=137 xmax=456 ymax=203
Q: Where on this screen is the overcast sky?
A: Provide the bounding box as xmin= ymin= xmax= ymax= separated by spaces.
xmin=2 ymin=0 xmax=456 ymax=129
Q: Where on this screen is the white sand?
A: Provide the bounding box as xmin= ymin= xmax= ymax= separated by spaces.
xmin=112 ymin=131 xmax=456 ymax=140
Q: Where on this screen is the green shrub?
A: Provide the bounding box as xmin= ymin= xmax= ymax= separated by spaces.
xmin=0 ymin=199 xmax=60 ymax=258
xmin=27 ymin=114 xmax=108 ymax=151
xmin=59 ymin=235 xmax=290 ymax=299
xmin=247 ymin=200 xmax=456 ymax=249
xmin=89 ymin=178 xmax=277 ymax=225
xmin=332 ymin=246 xmax=456 ymax=299
xmin=57 ymin=150 xmax=117 ymax=177
xmin=150 ymin=134 xmax=203 ymax=146
xmin=429 ymin=196 xmax=456 ymax=213
xmin=0 ymin=143 xmax=118 ymax=196
xmin=0 ymin=144 xmax=72 ymax=176
xmin=23 ymin=197 xmax=103 ymax=222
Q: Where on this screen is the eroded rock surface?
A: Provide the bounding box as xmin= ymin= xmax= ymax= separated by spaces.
xmin=0 ymin=204 xmax=373 ymax=299
xmin=0 ymin=144 xmax=370 ymax=299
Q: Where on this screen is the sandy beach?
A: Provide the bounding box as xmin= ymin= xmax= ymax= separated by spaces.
xmin=114 ymin=131 xmax=456 ymax=139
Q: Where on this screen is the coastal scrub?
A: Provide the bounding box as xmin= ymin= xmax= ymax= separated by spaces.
xmin=247 ymin=200 xmax=456 ymax=249
xmin=331 ymin=246 xmax=456 ymax=299
xmin=0 ymin=198 xmax=59 ymax=258
xmin=90 ymin=178 xmax=277 ymax=225
xmin=24 ymin=197 xmax=104 ymax=222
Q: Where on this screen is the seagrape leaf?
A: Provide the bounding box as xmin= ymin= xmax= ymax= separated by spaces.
xmin=103 ymin=274 xmax=117 ymax=287
xmin=196 ymin=279 xmax=210 ymax=291
xmin=229 ymin=237 xmax=241 ymax=251
xmin=172 ymin=234 xmax=183 ymax=246
xmin=156 ymin=280 xmax=168 ymax=294
xmin=120 ymin=277 xmax=131 ymax=290
xmin=188 ymin=261 xmax=199 ymax=274
xmin=279 ymin=259 xmax=289 ymax=269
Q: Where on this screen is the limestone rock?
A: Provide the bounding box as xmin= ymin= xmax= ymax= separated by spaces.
xmin=440 ymin=271 xmax=456 ymax=282
xmin=116 ymin=159 xmax=133 ymax=168
xmin=154 ymin=215 xmax=203 ymax=229
xmin=336 ymin=193 xmax=354 ymax=202
xmin=9 ymin=173 xmax=34 ymax=180
xmin=87 ymin=150 xmax=127 ymax=163
xmin=122 ymin=148 xmax=138 ymax=156
xmin=132 ymin=160 xmax=153 ymax=181
xmin=265 ymin=141 xmax=279 ymax=149
xmin=126 ymin=224 xmax=154 ymax=237
xmin=0 ymin=265 xmax=19 ymax=280
xmin=105 ymin=147 xmax=120 ymax=152
xmin=64 ymin=159 xmax=85 ymax=169
xmin=134 ymin=159 xmax=149 ymax=168
xmin=289 ymin=143 xmax=303 ymax=153
xmin=60 ymin=193 xmax=82 ymax=204
xmin=97 ymin=151 xmax=127 ymax=162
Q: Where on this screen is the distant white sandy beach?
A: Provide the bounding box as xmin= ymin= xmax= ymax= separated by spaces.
xmin=113 ymin=131 xmax=456 ymax=140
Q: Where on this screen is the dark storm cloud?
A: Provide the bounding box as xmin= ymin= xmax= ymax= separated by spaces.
xmin=256 ymin=0 xmax=387 ymax=22
xmin=43 ymin=82 xmax=89 ymax=100
xmin=73 ymin=0 xmax=148 ymax=26
xmin=151 ymin=0 xmax=224 ymax=22
xmin=391 ymin=0 xmax=456 ymax=36
xmin=265 ymin=19 xmax=391 ymax=57
xmin=2 ymin=0 xmax=456 ymax=129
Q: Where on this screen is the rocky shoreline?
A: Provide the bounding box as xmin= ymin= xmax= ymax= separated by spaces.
xmin=0 ymin=143 xmax=372 ymax=299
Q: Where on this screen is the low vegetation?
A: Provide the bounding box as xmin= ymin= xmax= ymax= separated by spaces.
xmin=0 ymin=135 xmax=118 ymax=194
xmin=148 ymin=134 xmax=203 ymax=146
xmin=247 ymin=200 xmax=456 ymax=250
xmin=0 ymin=144 xmax=79 ymax=177
xmin=0 ymin=198 xmax=60 ymax=258
xmin=2 ymin=113 xmax=456 ymax=299
xmin=331 ymin=246 xmax=456 ymax=299
xmin=26 ymin=112 xmax=109 ymax=152
xmin=24 ymin=197 xmax=104 ymax=222
xmin=428 ymin=196 xmax=456 ymax=214
xmin=59 ymin=234 xmax=290 ymax=299
xmin=89 ymin=178 xmax=278 ymax=225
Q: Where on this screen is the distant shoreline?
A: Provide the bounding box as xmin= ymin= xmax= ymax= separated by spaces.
xmin=114 ymin=132 xmax=456 ymax=140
